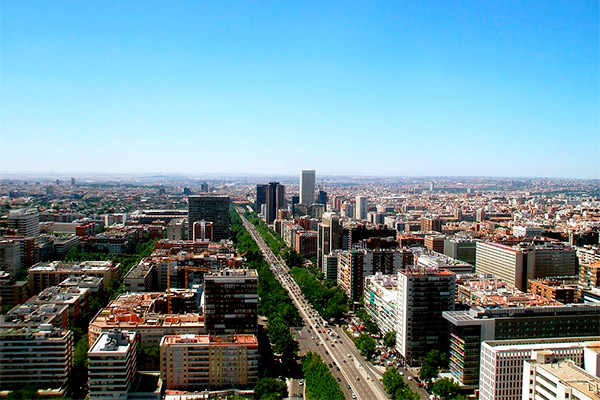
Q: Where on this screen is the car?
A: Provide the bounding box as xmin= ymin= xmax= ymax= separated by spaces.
xmin=352 ymin=393 xmax=357 ymax=399
xmin=299 ymin=380 xmax=304 ymax=386
xmin=347 ymin=384 xmax=351 ymax=389
xmin=356 ymin=376 xmax=360 ymax=381
xmin=407 ymin=376 xmax=413 ymax=381
xmin=337 ymin=377 xmax=341 ymax=382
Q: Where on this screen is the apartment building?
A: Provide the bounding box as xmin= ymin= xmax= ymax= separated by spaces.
xmin=364 ymin=272 xmax=398 ymax=334
xmin=28 ymin=260 xmax=119 ymax=294
xmin=0 ymin=324 xmax=73 ymax=392
xmin=88 ymin=330 xmax=137 ymax=400
xmin=160 ymin=334 xmax=258 ymax=390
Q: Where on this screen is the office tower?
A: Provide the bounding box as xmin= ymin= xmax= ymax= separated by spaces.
xmin=70 ymin=177 xmax=76 ymax=186
xmin=291 ymin=195 xmax=300 ymax=207
xmin=443 ymin=305 xmax=600 ymax=389
xmin=200 ymin=182 xmax=209 ymax=192
xmin=265 ymin=182 xmax=285 ymax=224
xmin=160 ymin=334 xmax=258 ymax=390
xmin=429 ymin=181 xmax=435 ymax=192
xmin=444 ymin=237 xmax=477 ymax=265
xmin=256 ymin=184 xmax=268 ymax=212
xmin=396 ymin=269 xmax=456 ymax=366
xmin=355 ymin=196 xmax=368 ymax=220
xmin=188 ymin=195 xmax=230 ymax=241
xmin=476 ymin=242 xmax=577 ymax=291
xmin=204 ymin=269 xmax=258 ymax=336
xmin=300 ymin=169 xmax=316 ymax=205
xmin=8 ymin=208 xmax=39 ymax=238
xmin=0 ymin=325 xmax=73 ymax=391
xmin=317 ymin=212 xmax=342 ymax=270
xmin=88 ymin=330 xmax=137 ymax=400
xmin=317 ymin=190 xmax=327 ymax=206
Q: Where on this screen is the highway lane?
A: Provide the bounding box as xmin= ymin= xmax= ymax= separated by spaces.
xmin=237 ymin=208 xmax=390 ymax=400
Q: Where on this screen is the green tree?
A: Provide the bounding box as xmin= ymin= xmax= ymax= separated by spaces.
xmin=383 ymin=330 xmax=397 ymax=348
xmin=254 ymin=377 xmax=288 ymax=400
xmin=355 ymin=333 xmax=376 ymax=360
xmin=419 ymin=364 xmax=438 ymax=382
xmin=302 ymin=352 xmax=344 ymax=400
xmin=6 ymin=387 xmax=42 ymax=399
xmin=137 ymin=343 xmax=160 ymax=370
xmin=432 ymin=378 xmax=463 ymax=400
xmin=382 ymin=368 xmax=420 ymax=400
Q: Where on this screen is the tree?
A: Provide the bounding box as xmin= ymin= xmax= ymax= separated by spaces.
xmin=383 ymin=330 xmax=397 ymax=348
xmin=137 ymin=343 xmax=160 ymax=370
xmin=254 ymin=377 xmax=288 ymax=400
xmin=432 ymin=378 xmax=462 ymax=400
xmin=419 ymin=364 xmax=438 ymax=382
xmin=382 ymin=368 xmax=420 ymax=400
xmin=355 ymin=333 xmax=376 ymax=360
xmin=420 ymin=349 xmax=450 ymax=382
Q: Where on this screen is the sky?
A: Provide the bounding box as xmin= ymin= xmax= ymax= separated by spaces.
xmin=1 ymin=1 xmax=598 ymax=179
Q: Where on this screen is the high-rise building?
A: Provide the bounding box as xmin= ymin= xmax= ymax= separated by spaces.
xmin=0 ymin=239 xmax=21 ymax=276
xmin=265 ymin=182 xmax=285 ymax=224
xmin=8 ymin=208 xmax=39 ymax=238
xmin=188 ymin=195 xmax=230 ymax=241
xmin=0 ymin=325 xmax=73 ymax=392
xmin=317 ymin=190 xmax=327 ymax=206
xmin=256 ymin=184 xmax=268 ymax=212
xmin=317 ymin=212 xmax=342 ymax=271
xmin=444 ymin=237 xmax=477 ymax=265
xmin=88 ymin=330 xmax=137 ymax=400
xmin=355 ymin=196 xmax=368 ymax=220
xmin=396 ymin=268 xmax=456 ymax=366
xmin=203 ymin=269 xmax=258 ymax=336
xmin=476 ymin=242 xmax=578 ymax=291
xmin=300 ymin=170 xmax=316 ymax=205
xmin=364 ymin=273 xmax=398 ymax=335
xmin=160 ymin=334 xmax=258 ymax=390
xmin=338 ymin=248 xmax=412 ymax=301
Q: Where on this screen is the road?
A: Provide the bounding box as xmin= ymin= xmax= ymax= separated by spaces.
xmin=237 ymin=208 xmax=390 ymax=400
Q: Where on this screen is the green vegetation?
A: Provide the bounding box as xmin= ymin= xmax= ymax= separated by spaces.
xmin=137 ymin=343 xmax=160 ymax=370
xmin=65 ymin=238 xmax=158 ymax=301
xmin=254 ymin=377 xmax=288 ymax=400
xmin=302 ymin=352 xmax=344 ymax=400
xmin=230 ymin=207 xmax=301 ymax=378
xmin=431 ymin=378 xmax=465 ymax=400
xmin=356 ymin=309 xmax=379 ymax=335
xmin=245 ymin=212 xmax=286 ymax=255
xmin=70 ymin=334 xmax=90 ymax=399
xmin=419 ymin=349 xmax=450 ymax=383
xmin=383 ymin=330 xmax=397 ymax=348
xmin=382 ymin=368 xmax=419 ymax=400
xmin=354 ymin=333 xmax=377 ymax=360
xmin=290 ymin=267 xmax=348 ymax=322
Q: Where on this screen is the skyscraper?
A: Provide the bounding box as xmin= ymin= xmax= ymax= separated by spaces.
xmin=256 ymin=184 xmax=268 ymax=212
xmin=265 ymin=182 xmax=285 ymax=224
xmin=355 ymin=196 xmax=368 ymax=220
xmin=188 ymin=195 xmax=230 ymax=241
xmin=300 ymin=170 xmax=316 ymax=205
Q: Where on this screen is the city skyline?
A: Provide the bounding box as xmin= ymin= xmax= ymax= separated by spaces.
xmin=1 ymin=1 xmax=598 ymax=179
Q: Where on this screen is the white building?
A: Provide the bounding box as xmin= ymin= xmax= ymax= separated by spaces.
xmin=88 ymin=330 xmax=137 ymax=400
xmin=522 ymin=357 xmax=600 ymax=400
xmin=513 ymin=226 xmax=543 ymax=238
xmin=300 ymin=169 xmax=316 ymax=205
xmin=355 ymin=196 xmax=368 ymax=220
xmin=479 ymin=337 xmax=600 ymax=400
xmin=364 ymin=273 xmax=398 ymax=334
xmin=8 ymin=207 xmax=39 ymax=238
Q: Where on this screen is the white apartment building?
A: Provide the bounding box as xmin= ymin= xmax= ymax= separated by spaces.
xmin=522 ymin=357 xmax=600 ymax=400
xmin=88 ymin=330 xmax=137 ymax=400
xmin=479 ymin=337 xmax=600 ymax=400
xmin=364 ymin=272 xmax=398 ymax=334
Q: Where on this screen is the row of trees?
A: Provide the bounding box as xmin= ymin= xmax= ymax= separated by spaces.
xmin=245 ymin=212 xmax=286 ymax=255
xmin=231 ymin=207 xmax=298 ymax=398
xmin=356 ymin=309 xmax=379 ymax=335
xmin=382 ymin=368 xmax=419 ymax=400
xmin=302 ymin=352 xmax=345 ymax=400
xmin=289 ymin=266 xmax=348 ymax=322
xmin=354 ymin=333 xmax=377 ymax=360
xmin=419 ymin=349 xmax=450 ymax=383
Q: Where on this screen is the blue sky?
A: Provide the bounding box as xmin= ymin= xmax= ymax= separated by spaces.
xmin=1 ymin=1 xmax=598 ymax=178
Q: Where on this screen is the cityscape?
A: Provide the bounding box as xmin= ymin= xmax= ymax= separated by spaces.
xmin=1 ymin=2 xmax=599 ymax=400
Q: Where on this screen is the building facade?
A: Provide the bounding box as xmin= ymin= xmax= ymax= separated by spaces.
xmin=188 ymin=195 xmax=230 ymax=242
